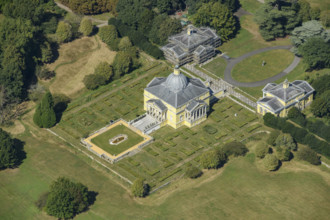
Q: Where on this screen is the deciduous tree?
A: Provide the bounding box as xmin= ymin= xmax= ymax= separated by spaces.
xmin=131 ymin=178 xmax=149 ymax=197
xmin=79 ymin=18 xmax=93 ymax=36
xmin=192 ymin=1 xmax=237 ymax=42
xmin=263 ymin=154 xmax=279 ymax=171
xmin=45 ymin=177 xmax=92 ymax=219
xmin=298 ymin=37 xmax=330 ymax=70
xmin=56 ymin=21 xmax=72 ymax=43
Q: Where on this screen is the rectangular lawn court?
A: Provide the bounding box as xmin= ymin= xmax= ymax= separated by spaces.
xmin=89 ymin=122 xmax=145 ymax=156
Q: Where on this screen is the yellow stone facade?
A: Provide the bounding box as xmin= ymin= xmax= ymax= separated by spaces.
xmin=257 ymin=80 xmax=314 ymax=117
xmin=144 ymin=67 xmax=211 ymax=129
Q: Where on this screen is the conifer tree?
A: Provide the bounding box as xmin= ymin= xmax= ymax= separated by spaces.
xmin=33 ymin=92 xmax=56 ymax=128
xmin=0 ymin=128 xmax=18 ymax=169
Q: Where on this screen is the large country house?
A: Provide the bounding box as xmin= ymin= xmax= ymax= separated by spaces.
xmin=162 ymin=25 xmax=221 ymax=66
xmin=144 ymin=66 xmax=211 ymax=129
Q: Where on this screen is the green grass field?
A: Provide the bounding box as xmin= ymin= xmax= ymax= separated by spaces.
xmin=231 ymin=49 xmax=294 ymax=83
xmin=91 ymin=125 xmax=144 ymax=155
xmin=203 ymin=57 xmax=227 ymax=78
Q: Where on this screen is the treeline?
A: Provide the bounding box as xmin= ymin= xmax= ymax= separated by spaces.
xmin=0 ymin=0 xmax=64 ymax=124
xmin=58 ymin=0 xmax=117 ymax=15
xmin=288 ymin=108 xmax=330 ymax=142
xmin=108 ymin=19 xmax=164 ymax=59
xmin=263 ymin=113 xmax=330 ymax=158
xmin=255 ymin=0 xmax=322 ymax=41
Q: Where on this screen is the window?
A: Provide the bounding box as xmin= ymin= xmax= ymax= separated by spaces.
xmin=180 ymin=115 xmax=183 ymax=121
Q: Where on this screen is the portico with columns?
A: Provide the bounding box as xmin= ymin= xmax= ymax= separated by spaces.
xmin=144 ymin=66 xmax=211 ymax=129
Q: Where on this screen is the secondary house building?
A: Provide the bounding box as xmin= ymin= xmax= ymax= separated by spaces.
xmin=257 ymin=79 xmax=314 ymax=117
xmin=144 ymin=66 xmax=211 ymax=129
xmin=161 ymin=25 xmax=221 ymax=66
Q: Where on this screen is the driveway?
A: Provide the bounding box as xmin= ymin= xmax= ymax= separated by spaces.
xmin=223 ymin=45 xmax=300 ymax=87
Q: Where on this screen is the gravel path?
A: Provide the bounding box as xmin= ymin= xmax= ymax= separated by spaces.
xmin=223 ymin=45 xmax=300 ymax=87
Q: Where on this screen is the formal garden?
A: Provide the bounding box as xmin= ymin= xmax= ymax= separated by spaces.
xmin=52 ymin=77 xmax=264 ymax=189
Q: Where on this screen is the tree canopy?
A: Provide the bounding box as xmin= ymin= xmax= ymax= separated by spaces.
xmin=200 ymin=149 xmax=227 ymax=169
xmin=98 ymin=25 xmax=119 ymax=51
xmin=192 ymin=1 xmax=238 ymax=42
xmin=45 ymin=177 xmax=94 ymax=219
xmin=290 ymin=20 xmax=329 ymax=55
xmin=275 ymin=133 xmax=297 ymax=151
xmin=33 ymin=92 xmax=57 ymax=128
xmin=131 ymin=178 xmax=149 ymax=197
xmin=56 ymin=21 xmax=73 ymax=43
xmin=148 ymin=14 xmax=182 ymax=45
xmin=79 ymin=18 xmax=93 ymax=36
xmin=59 ymin=0 xmax=118 ymax=15
xmin=263 ymin=154 xmax=279 ymax=171
xmin=310 ymin=90 xmax=330 ymax=118
xmin=298 ymin=37 xmax=330 ymax=70
xmin=255 ymin=0 xmax=301 ymax=41
xmin=0 ymin=128 xmax=21 ymax=169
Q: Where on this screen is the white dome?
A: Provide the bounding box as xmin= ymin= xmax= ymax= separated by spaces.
xmin=165 ymin=73 xmax=189 ymax=93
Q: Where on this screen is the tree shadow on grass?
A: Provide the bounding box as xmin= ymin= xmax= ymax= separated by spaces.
xmin=87 ymin=191 xmax=99 ymax=207
xmin=13 ymin=138 xmax=26 ymax=168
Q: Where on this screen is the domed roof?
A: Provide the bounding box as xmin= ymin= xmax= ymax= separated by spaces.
xmin=164 ymin=72 xmax=189 ymax=93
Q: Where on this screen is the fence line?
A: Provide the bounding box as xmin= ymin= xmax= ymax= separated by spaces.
xmin=46 ymin=129 xmax=133 ymax=185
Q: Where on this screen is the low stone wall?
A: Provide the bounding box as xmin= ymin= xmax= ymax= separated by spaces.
xmin=80 ymin=118 xmax=154 ymax=164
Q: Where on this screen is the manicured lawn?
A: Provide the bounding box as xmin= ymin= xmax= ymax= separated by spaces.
xmin=231 ymin=49 xmax=294 ymax=83
xmin=91 ymin=124 xmax=144 ymax=155
xmin=203 ymin=57 xmax=227 ymax=78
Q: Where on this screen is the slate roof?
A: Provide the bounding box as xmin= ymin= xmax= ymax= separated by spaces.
xmin=257 ymin=97 xmax=284 ymax=113
xmin=146 ymin=99 xmax=167 ymax=111
xmin=258 ymin=80 xmax=314 ymax=112
xmin=193 ymin=45 xmax=214 ymax=56
xmin=145 ymin=73 xmax=210 ymax=108
xmin=186 ymin=100 xmax=206 ymax=112
xmin=161 ymin=25 xmax=220 ymax=59
xmin=162 ymin=43 xmax=188 ymax=59
xmin=263 ymin=80 xmax=314 ymax=102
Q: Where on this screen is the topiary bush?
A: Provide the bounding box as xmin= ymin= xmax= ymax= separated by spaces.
xmin=222 ymin=141 xmax=248 ymax=157
xmin=296 ymin=147 xmax=321 ymax=165
xmin=185 ymin=166 xmax=203 ymax=179
xmin=203 ymin=125 xmax=218 ymax=134
xmin=255 ymin=144 xmax=270 ymax=159
xmin=263 ymin=154 xmax=280 ymax=171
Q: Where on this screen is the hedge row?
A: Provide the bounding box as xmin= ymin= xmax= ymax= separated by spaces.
xmin=108 ymin=18 xmax=164 ymax=59
xmin=288 ymin=108 xmax=330 ymax=142
xmin=263 ymin=113 xmax=330 ymax=158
